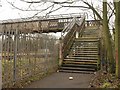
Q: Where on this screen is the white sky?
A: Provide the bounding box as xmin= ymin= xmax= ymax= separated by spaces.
xmin=0 ymin=0 xmax=114 ymax=37
xmin=0 ymin=0 xmax=103 ymax=20
xmin=0 ymin=0 xmax=115 ymax=20
xmin=0 ymin=0 xmax=83 ymax=20
xmin=0 ymin=0 xmax=102 ymax=38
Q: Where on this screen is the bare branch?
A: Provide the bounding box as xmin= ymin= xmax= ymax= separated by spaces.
xmin=107 ymin=3 xmax=115 ymax=22
xmin=31 ymin=4 xmax=55 ymax=17
xmin=91 ymin=1 xmax=97 ymax=20
xmin=61 ymin=5 xmax=89 ymax=9
xmin=6 ymin=0 xmax=41 ymax=11
xmin=20 ymin=0 xmax=43 ymax=3
xmin=46 ymin=6 xmax=62 ymax=16
xmin=82 ymin=0 xmax=102 ymax=20
xmin=26 ymin=3 xmax=32 ymax=10
xmin=20 ymin=0 xmax=74 ymax=4
xmin=6 ymin=0 xmax=55 ymax=12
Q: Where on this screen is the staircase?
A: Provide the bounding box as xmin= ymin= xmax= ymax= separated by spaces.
xmin=59 ymin=27 xmax=100 ymax=73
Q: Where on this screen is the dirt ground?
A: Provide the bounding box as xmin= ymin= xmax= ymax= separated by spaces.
xmin=25 ymin=72 xmax=93 ymax=88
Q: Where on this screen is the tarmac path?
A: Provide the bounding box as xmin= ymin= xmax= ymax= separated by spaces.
xmin=25 ymin=72 xmax=93 ymax=88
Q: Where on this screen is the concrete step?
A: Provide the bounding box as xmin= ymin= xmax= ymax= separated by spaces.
xmin=63 ymin=59 xmax=97 ymax=63
xmin=60 ymin=67 xmax=95 ymax=71
xmin=76 ymin=37 xmax=99 ymax=40
xmin=71 ymin=47 xmax=98 ymax=49
xmin=63 ymin=61 xmax=97 ymax=65
xmin=73 ymin=44 xmax=98 ymax=46
xmin=79 ymin=36 xmax=99 ymax=39
xmin=69 ymin=52 xmax=98 ymax=55
xmin=72 ymin=45 xmax=98 ymax=48
xmin=82 ymin=35 xmax=98 ymax=37
xmin=85 ymin=26 xmax=99 ymax=30
xmin=68 ymin=54 xmax=98 ymax=57
xmin=70 ymin=51 xmax=98 ymax=53
xmin=65 ymin=57 xmax=98 ymax=60
xmin=71 ymin=48 xmax=98 ymax=51
xmin=73 ymin=42 xmax=98 ymax=45
xmin=61 ymin=64 xmax=97 ymax=68
xmin=70 ymin=50 xmax=98 ymax=52
xmin=75 ymin=39 xmax=99 ymax=42
xmin=59 ymin=69 xmax=95 ymax=74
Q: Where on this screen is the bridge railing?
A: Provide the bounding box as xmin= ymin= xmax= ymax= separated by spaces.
xmin=0 ymin=13 xmax=83 ymax=33
xmin=85 ymin=20 xmax=101 ymax=27
xmin=59 ymin=16 xmax=85 ymax=65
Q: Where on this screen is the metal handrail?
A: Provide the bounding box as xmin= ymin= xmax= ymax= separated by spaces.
xmin=61 ymin=16 xmax=85 ymax=38
xmin=61 ymin=16 xmax=85 ymax=59
xmin=61 ymin=17 xmax=76 ymax=37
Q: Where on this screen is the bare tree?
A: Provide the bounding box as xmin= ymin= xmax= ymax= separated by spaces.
xmin=6 ymin=0 xmax=76 ymax=17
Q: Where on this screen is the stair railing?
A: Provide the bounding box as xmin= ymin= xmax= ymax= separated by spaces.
xmin=59 ymin=16 xmax=85 ymax=65
xmin=85 ymin=20 xmax=101 ymax=27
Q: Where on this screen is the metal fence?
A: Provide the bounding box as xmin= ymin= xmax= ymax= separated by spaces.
xmin=0 ymin=36 xmax=2 ymax=89
xmin=1 ymin=28 xmax=59 ymax=88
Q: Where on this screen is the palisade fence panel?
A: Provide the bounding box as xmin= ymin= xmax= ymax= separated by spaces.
xmin=1 ymin=25 xmax=59 ymax=88
xmin=0 ymin=30 xmax=2 ymax=90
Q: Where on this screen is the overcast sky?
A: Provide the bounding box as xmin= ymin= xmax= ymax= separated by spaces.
xmin=0 ymin=0 xmax=114 ymax=37
xmin=0 ymin=0 xmax=84 ymax=20
xmin=0 ymin=0 xmax=115 ymax=20
xmin=0 ymin=0 xmax=105 ymax=20
xmin=0 ymin=0 xmax=111 ymax=37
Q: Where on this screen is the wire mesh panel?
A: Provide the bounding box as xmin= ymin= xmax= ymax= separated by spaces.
xmin=1 ymin=25 xmax=59 ymax=88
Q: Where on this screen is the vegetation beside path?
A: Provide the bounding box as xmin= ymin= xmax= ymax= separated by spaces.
xmin=90 ymin=70 xmax=120 ymax=88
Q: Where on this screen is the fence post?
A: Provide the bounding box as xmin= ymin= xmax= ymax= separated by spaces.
xmin=0 ymin=32 xmax=2 ymax=90
xmin=59 ymin=38 xmax=63 ymax=66
xmin=97 ymin=39 xmax=101 ymax=70
xmin=45 ymin=36 xmax=48 ymax=71
xmin=13 ymin=29 xmax=18 ymax=85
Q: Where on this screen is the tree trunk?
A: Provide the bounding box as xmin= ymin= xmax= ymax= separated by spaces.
xmin=115 ymin=1 xmax=120 ymax=78
xmin=103 ymin=1 xmax=115 ymax=73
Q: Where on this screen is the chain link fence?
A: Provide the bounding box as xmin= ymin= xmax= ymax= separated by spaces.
xmin=1 ymin=28 xmax=59 ymax=88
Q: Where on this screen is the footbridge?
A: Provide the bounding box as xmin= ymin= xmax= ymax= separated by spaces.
xmin=0 ymin=13 xmax=103 ymax=88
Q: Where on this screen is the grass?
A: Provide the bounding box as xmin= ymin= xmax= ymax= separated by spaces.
xmin=2 ymin=54 xmax=58 ymax=88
